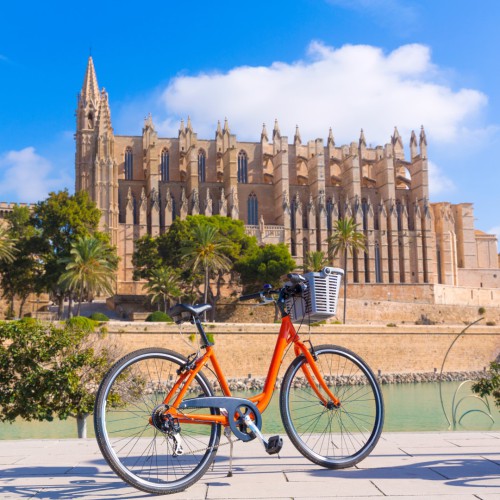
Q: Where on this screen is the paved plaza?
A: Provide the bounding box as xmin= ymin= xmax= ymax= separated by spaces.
xmin=0 ymin=432 xmax=499 ymax=499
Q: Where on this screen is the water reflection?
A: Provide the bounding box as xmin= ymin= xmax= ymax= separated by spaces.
xmin=0 ymin=382 xmax=498 ymax=439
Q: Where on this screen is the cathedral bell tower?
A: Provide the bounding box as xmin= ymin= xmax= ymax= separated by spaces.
xmin=75 ymin=57 xmax=118 ymax=245
xmin=75 ymin=56 xmax=100 ymax=192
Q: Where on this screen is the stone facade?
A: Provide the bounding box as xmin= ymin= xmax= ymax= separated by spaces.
xmin=75 ymin=57 xmax=500 ymax=296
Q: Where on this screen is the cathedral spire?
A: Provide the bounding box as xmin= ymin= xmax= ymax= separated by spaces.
xmin=410 ymin=129 xmax=418 ymax=158
xmin=392 ymin=126 xmax=403 ymax=148
xmin=419 ymin=125 xmax=427 ymax=146
xmin=186 ymin=115 xmax=193 ymax=132
xmin=216 ymin=120 xmax=222 ymax=138
xmin=223 ymin=117 xmax=230 ymax=134
xmin=359 ymin=128 xmax=366 ymax=147
xmin=80 ymin=56 xmax=100 ymax=107
xmin=97 ymin=89 xmax=113 ymax=132
xmin=261 ymin=123 xmax=268 ymax=142
xmin=273 ymin=119 xmax=281 ymax=140
xmin=327 ymin=127 xmax=335 ymax=147
xmin=294 ymin=125 xmax=302 ymax=145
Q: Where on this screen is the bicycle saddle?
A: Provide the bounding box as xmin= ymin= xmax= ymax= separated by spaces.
xmin=169 ymin=303 xmax=212 ymax=323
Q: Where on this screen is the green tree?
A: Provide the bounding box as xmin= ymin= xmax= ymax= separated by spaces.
xmin=327 ymin=217 xmax=366 ymax=324
xmin=144 ymin=266 xmax=182 ymax=313
xmin=58 ymin=236 xmax=118 ymax=317
xmin=472 ymin=361 xmax=500 ymax=408
xmin=133 ymin=215 xmax=258 ymax=319
xmin=131 ymin=234 xmax=163 ymax=281
xmin=0 ymin=206 xmax=44 ymax=318
xmin=32 ymin=190 xmax=103 ymax=318
xmin=235 ymin=243 xmax=296 ymax=290
xmin=0 ymin=226 xmax=17 ymax=263
xmin=0 ymin=319 xmax=122 ymax=438
xmin=302 ymin=250 xmax=329 ymax=273
xmin=181 ymin=222 xmax=232 ymax=317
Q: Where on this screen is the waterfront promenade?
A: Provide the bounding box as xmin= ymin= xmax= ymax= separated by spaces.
xmin=0 ymin=432 xmax=499 ymax=499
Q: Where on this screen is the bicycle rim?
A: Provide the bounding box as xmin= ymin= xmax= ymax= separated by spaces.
xmin=280 ymin=344 xmax=384 ymax=469
xmin=94 ymin=348 xmax=221 ymax=495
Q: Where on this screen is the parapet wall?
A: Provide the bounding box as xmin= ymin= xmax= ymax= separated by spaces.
xmin=103 ymin=322 xmax=500 ymax=379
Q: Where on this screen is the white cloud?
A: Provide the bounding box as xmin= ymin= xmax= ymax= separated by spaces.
xmin=0 ymin=147 xmax=72 ymax=203
xmin=428 ymin=160 xmax=455 ymax=198
xmin=153 ymin=42 xmax=487 ymax=147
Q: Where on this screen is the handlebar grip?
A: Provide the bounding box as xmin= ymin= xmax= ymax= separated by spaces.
xmin=238 ymin=292 xmax=262 ymax=301
xmin=287 ymin=273 xmax=306 ymax=284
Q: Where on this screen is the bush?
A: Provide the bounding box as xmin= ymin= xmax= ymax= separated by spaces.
xmin=478 ymin=306 xmax=486 ymax=315
xmin=145 ymin=311 xmax=173 ymax=322
xmin=89 ymin=312 xmax=110 ymax=322
xmin=386 ymin=323 xmax=397 ymax=327
xmin=66 ymin=316 xmax=97 ymax=332
xmin=486 ymin=321 xmax=496 ymax=326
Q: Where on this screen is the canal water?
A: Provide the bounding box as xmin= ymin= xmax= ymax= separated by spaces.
xmin=0 ymin=381 xmax=498 ymax=439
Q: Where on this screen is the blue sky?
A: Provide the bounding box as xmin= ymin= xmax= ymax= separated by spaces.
xmin=1 ymin=0 xmax=499 ymax=246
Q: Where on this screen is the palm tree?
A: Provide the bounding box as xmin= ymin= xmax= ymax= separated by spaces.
xmin=181 ymin=222 xmax=232 ymax=319
xmin=59 ymin=236 xmax=118 ymax=316
xmin=302 ymin=250 xmax=329 ymax=273
xmin=144 ymin=266 xmax=182 ymax=313
xmin=0 ymin=226 xmax=17 ymax=263
xmin=327 ymin=217 xmax=366 ymax=324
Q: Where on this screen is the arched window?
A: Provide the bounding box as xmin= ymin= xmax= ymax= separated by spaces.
xmin=375 ymin=242 xmax=382 ymax=283
xmin=125 ymin=148 xmax=133 ymax=180
xmin=362 ymin=198 xmax=369 ymax=230
xmin=248 ymin=193 xmax=258 ymax=225
xmin=396 ymin=199 xmax=403 ymax=232
xmin=326 ymin=198 xmax=333 ymax=231
xmin=133 ymin=196 xmax=138 ymax=225
xmin=238 ymin=151 xmax=248 ymax=183
xmin=303 ymin=207 xmax=308 ymax=229
xmin=198 ymin=150 xmax=206 ymax=183
xmin=171 ymin=196 xmax=177 ymax=220
xmin=160 ymin=149 xmax=169 ymax=182
xmin=291 ymin=199 xmax=296 ymax=231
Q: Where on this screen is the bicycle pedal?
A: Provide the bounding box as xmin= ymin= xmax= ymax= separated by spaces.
xmin=265 ymin=435 xmax=283 ymax=455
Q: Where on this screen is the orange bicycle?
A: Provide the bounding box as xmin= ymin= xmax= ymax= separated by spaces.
xmin=94 ymin=269 xmax=384 ymax=495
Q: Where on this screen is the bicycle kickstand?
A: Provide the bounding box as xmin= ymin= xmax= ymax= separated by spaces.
xmin=224 ymin=426 xmax=234 ymax=477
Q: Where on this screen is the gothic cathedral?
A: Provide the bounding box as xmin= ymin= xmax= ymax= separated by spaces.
xmin=75 ymin=57 xmax=499 ymax=296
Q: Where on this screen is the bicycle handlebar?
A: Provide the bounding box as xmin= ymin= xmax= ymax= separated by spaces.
xmin=238 ymin=291 xmax=264 ymax=302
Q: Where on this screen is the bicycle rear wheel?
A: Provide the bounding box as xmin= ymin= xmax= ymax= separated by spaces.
xmin=280 ymin=344 xmax=383 ymax=469
xmin=94 ymin=348 xmax=221 ymax=495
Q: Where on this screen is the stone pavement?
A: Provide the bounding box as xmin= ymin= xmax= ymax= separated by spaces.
xmin=0 ymin=432 xmax=499 ymax=499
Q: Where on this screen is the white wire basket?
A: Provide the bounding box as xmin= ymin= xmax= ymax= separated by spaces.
xmin=286 ymin=267 xmax=344 ymax=323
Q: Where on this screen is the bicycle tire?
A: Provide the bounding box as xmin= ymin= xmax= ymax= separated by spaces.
xmin=280 ymin=344 xmax=384 ymax=469
xmin=94 ymin=347 xmax=221 ymax=495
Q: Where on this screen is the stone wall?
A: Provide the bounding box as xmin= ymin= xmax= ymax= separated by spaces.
xmin=102 ymin=322 xmax=500 ymax=378
xmin=215 ymin=298 xmax=500 ymax=325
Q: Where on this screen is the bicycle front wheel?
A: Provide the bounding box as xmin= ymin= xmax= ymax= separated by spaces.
xmin=280 ymin=344 xmax=384 ymax=469
xmin=94 ymin=348 xmax=221 ymax=495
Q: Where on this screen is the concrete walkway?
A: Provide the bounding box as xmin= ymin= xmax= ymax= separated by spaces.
xmin=0 ymin=432 xmax=499 ymax=499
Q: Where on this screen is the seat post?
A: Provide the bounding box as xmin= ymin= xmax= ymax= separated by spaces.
xmin=193 ymin=316 xmax=213 ymax=347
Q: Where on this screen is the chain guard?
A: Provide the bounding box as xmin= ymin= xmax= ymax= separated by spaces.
xmin=179 ymin=396 xmax=262 ymax=442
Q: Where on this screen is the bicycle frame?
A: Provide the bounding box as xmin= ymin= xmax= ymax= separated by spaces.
xmin=164 ymin=315 xmax=340 ymax=427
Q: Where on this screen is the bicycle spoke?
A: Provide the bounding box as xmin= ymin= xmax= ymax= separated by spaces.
xmin=281 ymin=345 xmax=383 ymax=468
